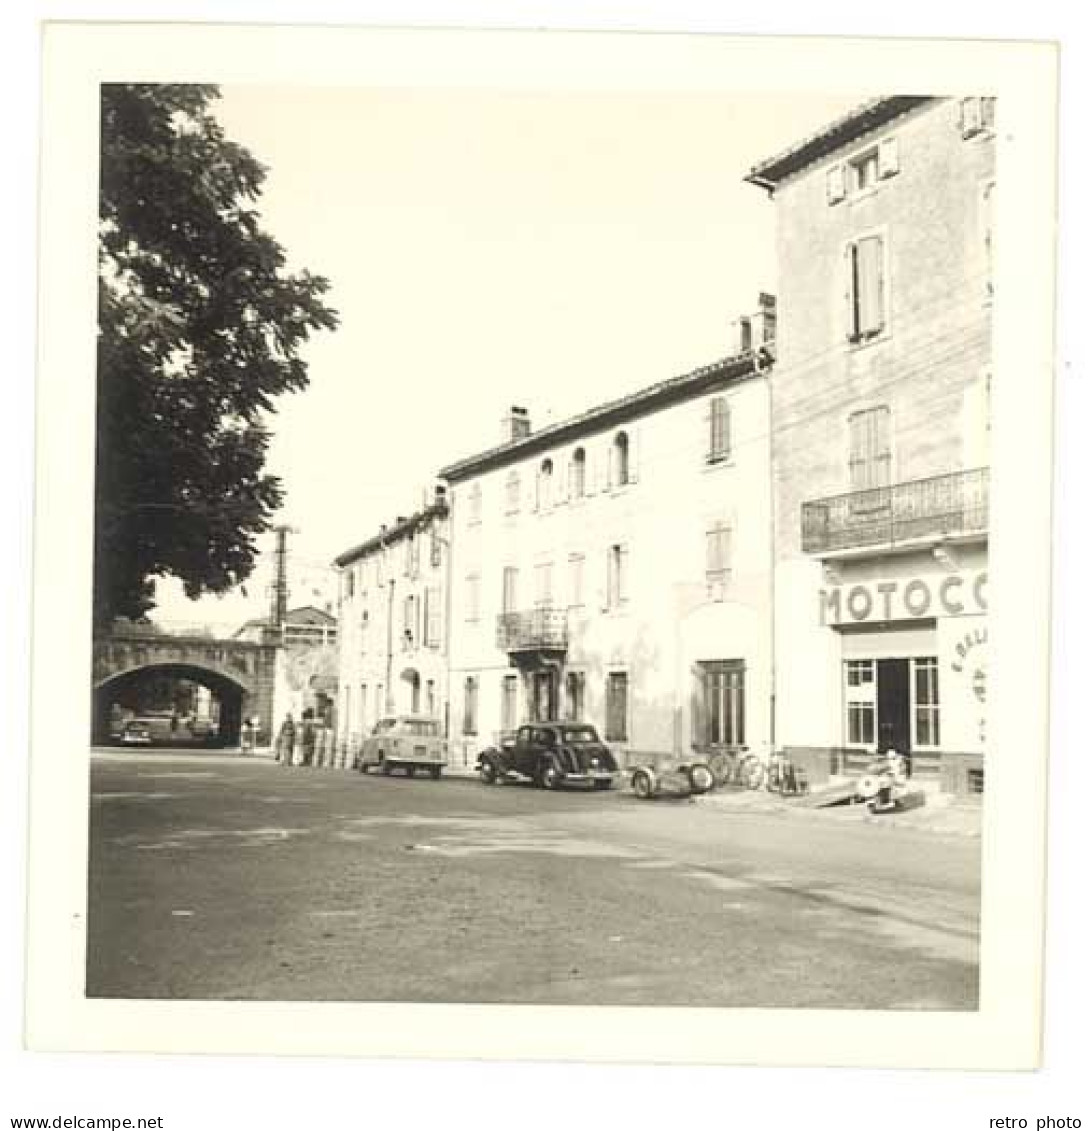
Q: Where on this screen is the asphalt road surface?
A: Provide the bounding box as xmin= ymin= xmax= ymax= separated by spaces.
xmin=87 ymin=749 xmax=981 ymax=1009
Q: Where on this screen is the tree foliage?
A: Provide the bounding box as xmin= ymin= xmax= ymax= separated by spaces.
xmin=95 ymin=84 xmax=338 ymax=627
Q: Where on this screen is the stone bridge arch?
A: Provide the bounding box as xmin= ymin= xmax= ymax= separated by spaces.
xmin=91 ymin=631 xmax=277 ymax=746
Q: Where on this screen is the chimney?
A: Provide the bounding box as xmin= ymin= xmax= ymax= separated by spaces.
xmin=434 ymin=484 xmax=448 ymax=506
xmin=756 ymin=293 xmax=777 ymax=344
xmin=729 ymin=294 xmax=776 ymax=355
xmin=501 ymin=405 xmax=531 ymax=444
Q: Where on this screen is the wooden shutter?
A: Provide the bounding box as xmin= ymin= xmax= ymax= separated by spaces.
xmin=627 ymin=430 xmax=639 ymax=483
xmin=857 ymin=235 xmax=884 ymax=335
xmin=878 ymin=137 xmax=899 ymax=179
xmin=619 ymin=546 xmax=629 ymax=604
xmin=844 ymin=243 xmax=859 ymax=340
xmin=826 ymin=163 xmax=846 ymax=205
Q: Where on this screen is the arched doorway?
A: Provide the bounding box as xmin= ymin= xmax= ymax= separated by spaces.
xmin=92 ymin=662 xmax=250 ymax=747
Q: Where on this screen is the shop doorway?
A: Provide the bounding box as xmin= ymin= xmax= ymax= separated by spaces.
xmin=876 ymin=659 xmax=911 ymax=756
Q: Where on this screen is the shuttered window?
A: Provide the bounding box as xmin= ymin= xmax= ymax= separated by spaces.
xmin=423 ymin=585 xmax=441 ymax=648
xmin=848 ymin=406 xmax=892 ymax=491
xmin=705 ymin=523 xmax=733 ymax=600
xmin=504 ymin=471 xmax=520 ymax=514
xmin=707 ymin=396 xmax=731 ymax=463
xmin=501 ymin=675 xmax=519 ymax=732
xmin=501 ymin=566 xmax=519 ymax=614
xmin=845 ymin=234 xmax=886 ymax=341
xmin=606 ymin=544 xmax=628 ymax=609
xmin=569 ymin=448 xmax=586 ymax=499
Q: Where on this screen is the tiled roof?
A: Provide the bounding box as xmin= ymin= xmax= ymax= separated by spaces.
xmin=745 ymin=96 xmax=935 ymax=188
xmin=437 ymin=348 xmax=767 ymax=484
xmin=334 ymin=500 xmax=449 ymax=569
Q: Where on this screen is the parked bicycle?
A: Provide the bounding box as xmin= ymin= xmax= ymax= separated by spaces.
xmin=706 ymin=748 xmax=766 ymax=790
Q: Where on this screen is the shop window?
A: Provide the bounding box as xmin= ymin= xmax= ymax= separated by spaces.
xmin=844 ymin=660 xmax=876 ymax=746
xmin=692 ymin=660 xmax=746 ymax=750
xmin=605 ymin=672 xmax=629 ymax=742
xmin=913 ymin=657 xmax=941 ymax=747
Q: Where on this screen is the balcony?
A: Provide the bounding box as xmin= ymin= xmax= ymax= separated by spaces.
xmin=801 ymin=467 xmax=989 ymax=555
xmin=496 ymin=607 xmax=568 ymax=656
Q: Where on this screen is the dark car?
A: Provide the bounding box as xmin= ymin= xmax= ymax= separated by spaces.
xmin=476 ymin=722 xmax=620 ymax=790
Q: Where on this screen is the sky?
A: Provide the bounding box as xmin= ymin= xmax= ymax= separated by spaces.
xmin=155 ymin=85 xmax=861 ymax=629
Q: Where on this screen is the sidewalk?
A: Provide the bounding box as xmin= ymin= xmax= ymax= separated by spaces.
xmin=695 ymin=782 xmax=982 ymax=837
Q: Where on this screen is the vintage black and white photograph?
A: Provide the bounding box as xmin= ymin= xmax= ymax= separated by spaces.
xmin=26 ymin=24 xmax=1057 ymax=1068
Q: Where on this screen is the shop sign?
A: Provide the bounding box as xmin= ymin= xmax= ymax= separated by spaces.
xmin=819 ymin=570 xmax=987 ymax=626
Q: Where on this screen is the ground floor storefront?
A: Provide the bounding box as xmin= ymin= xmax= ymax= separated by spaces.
xmin=775 ymin=545 xmax=988 ymax=795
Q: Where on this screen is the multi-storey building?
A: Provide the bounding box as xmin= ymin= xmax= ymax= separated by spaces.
xmin=333 ymin=490 xmax=450 ymax=760
xmin=746 ymin=96 xmax=994 ymax=793
xmin=438 ymin=299 xmax=775 ymax=772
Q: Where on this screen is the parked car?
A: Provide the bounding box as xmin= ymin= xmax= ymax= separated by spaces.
xmin=476 ymin=722 xmax=620 ymax=790
xmin=356 ymin=715 xmax=447 ymax=779
xmin=119 ymin=720 xmax=152 ymax=746
xmin=630 ymin=758 xmax=714 ymax=800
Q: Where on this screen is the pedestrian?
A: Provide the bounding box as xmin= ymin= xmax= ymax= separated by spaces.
xmin=301 ymin=709 xmax=316 ymax=767
xmin=277 ymin=713 xmax=296 ymax=764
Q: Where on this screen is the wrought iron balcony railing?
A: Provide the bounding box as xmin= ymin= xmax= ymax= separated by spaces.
xmin=801 ymin=467 xmax=989 ymax=555
xmin=496 ymin=607 xmax=568 ymax=653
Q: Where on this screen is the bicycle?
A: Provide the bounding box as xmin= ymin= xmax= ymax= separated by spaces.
xmin=706 ymin=748 xmax=765 ymax=790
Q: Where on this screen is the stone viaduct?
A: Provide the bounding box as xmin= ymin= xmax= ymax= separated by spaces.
xmin=91 ymin=629 xmax=278 ymax=746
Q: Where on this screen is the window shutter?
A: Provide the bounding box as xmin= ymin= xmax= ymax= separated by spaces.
xmin=628 ymin=430 xmax=639 ymax=483
xmin=723 ymin=401 xmax=732 ymax=460
xmin=619 ymin=546 xmax=629 ymax=604
xmin=601 ymin=443 xmax=613 ymax=492
xmin=857 ymin=236 xmax=884 ymax=335
xmin=878 ymin=137 xmax=899 ymax=179
xmin=826 ymin=163 xmax=846 ymax=205
xmin=844 ymin=243 xmax=858 ymax=340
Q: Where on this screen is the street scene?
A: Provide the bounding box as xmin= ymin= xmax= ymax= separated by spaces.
xmin=88 ymin=748 xmax=980 ymax=1008
xmin=86 ymin=83 xmax=996 ymax=1013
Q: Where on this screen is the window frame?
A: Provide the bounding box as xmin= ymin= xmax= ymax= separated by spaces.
xmin=706 ymin=395 xmax=732 ymax=465
xmin=844 ymin=227 xmax=890 ymax=345
xmin=605 ymin=670 xmax=629 ymax=743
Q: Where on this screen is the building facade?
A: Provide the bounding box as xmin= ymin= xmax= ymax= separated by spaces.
xmin=439 ymin=302 xmax=775 ymax=772
xmin=746 ymin=96 xmax=995 ymax=792
xmin=334 ymin=491 xmax=451 ymax=761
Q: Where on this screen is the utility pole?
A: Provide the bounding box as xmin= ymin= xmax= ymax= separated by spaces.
xmin=271 ymin=525 xmax=292 ymax=630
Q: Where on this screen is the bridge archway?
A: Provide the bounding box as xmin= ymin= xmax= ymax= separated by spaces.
xmin=92 ymin=662 xmax=250 ymax=747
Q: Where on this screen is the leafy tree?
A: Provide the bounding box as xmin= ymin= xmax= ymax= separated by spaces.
xmin=95 ymin=83 xmax=338 ymax=627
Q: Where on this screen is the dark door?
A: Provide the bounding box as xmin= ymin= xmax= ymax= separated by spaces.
xmin=532 ymin=671 xmax=557 ymax=721
xmin=876 ymin=658 xmax=911 ymax=755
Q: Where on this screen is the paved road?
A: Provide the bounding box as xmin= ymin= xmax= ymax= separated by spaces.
xmin=87 ymin=749 xmax=981 ymax=1009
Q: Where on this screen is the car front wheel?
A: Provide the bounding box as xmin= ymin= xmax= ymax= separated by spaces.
xmin=632 ymin=770 xmax=655 ymax=799
xmin=687 ymin=763 xmax=715 ymax=795
xmin=479 ymin=759 xmax=500 ymax=785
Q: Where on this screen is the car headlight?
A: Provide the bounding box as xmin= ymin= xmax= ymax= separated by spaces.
xmin=590 ymin=756 xmax=600 ymax=769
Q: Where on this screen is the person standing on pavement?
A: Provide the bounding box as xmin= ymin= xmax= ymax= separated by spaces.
xmin=277 ymin=713 xmax=296 ymax=764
